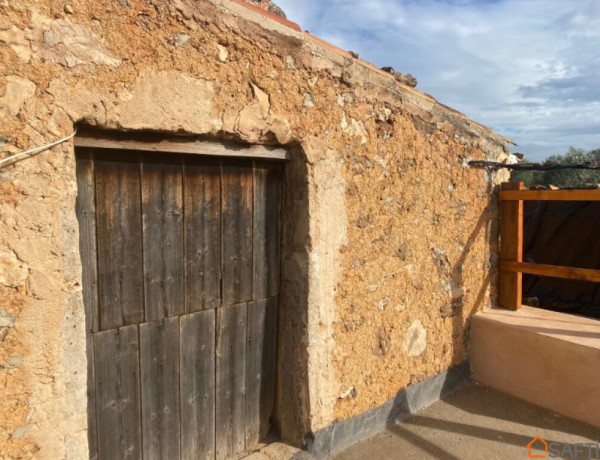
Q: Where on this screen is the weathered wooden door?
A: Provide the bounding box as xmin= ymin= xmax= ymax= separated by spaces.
xmin=76 ymin=147 xmax=281 ymax=460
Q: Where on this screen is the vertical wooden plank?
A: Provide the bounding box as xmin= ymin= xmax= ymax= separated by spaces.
xmin=94 ymin=325 xmax=141 ymax=460
xmin=180 ymin=310 xmax=216 ymax=460
xmin=222 ymin=161 xmax=253 ymax=306
xmin=499 ymin=182 xmax=524 ymax=310
xmin=86 ymin=333 xmax=98 ymax=460
xmin=265 ymin=165 xmax=281 ymax=299
xmin=141 ymin=160 xmax=184 ymax=321
xmin=183 ymin=159 xmax=221 ymax=312
xmin=245 ymin=297 xmax=278 ymax=447
xmin=245 ymin=299 xmax=266 ymax=448
xmin=253 ymin=162 xmax=281 ymax=300
xmin=260 ymin=296 xmax=278 ymax=440
xmin=75 ymin=151 xmax=99 ymax=333
xmin=140 ymin=317 xmax=181 ymax=460
xmin=216 ymin=303 xmax=248 ymax=459
xmin=95 ymin=156 xmax=144 ymax=330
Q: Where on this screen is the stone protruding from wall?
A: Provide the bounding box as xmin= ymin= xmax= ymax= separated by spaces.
xmin=403 ymin=320 xmax=427 ymax=357
xmin=246 ymin=0 xmax=287 ymax=18
xmin=0 ymin=76 xmax=36 ymax=117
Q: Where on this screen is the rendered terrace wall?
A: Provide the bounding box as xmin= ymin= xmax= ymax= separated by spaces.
xmin=0 ymin=0 xmax=510 ymax=456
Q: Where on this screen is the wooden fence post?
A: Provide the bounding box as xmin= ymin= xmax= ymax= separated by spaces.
xmin=499 ymin=182 xmax=524 ymax=310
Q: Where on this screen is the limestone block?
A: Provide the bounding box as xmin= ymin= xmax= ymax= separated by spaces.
xmin=0 ymin=76 xmax=36 ymax=117
xmin=404 ymin=320 xmax=427 ymax=357
xmin=217 ymin=43 xmax=229 ymax=61
xmin=0 ymin=249 xmax=28 ymax=288
xmin=0 ymin=26 xmax=31 ymax=63
xmin=29 ymin=12 xmax=121 ymax=68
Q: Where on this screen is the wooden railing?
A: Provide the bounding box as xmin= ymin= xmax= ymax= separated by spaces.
xmin=498 ymin=181 xmax=600 ymax=310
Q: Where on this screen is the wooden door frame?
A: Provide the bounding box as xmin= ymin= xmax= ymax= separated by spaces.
xmin=75 ymin=128 xmax=307 ymax=458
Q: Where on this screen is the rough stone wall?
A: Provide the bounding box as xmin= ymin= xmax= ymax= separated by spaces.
xmin=0 ymin=0 xmax=509 ymax=456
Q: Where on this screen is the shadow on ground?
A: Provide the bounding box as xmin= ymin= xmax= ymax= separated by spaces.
xmin=334 ymin=383 xmax=600 ymax=460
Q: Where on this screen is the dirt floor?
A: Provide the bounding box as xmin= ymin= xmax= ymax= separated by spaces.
xmin=332 ymin=382 xmax=600 ymax=460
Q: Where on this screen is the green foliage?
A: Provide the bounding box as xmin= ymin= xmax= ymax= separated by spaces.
xmin=510 ymin=147 xmax=600 ymax=188
xmin=510 ymin=167 xmax=542 ymax=188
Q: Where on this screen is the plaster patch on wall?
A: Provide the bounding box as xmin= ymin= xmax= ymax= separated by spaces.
xmin=306 ymin=152 xmax=348 ymax=430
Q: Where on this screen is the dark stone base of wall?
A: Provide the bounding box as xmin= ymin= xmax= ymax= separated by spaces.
xmin=303 ymin=361 xmax=471 ymax=459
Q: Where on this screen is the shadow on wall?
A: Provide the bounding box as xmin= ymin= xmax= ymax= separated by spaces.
xmin=302 ymin=171 xmax=502 ymax=458
xmin=447 ymin=175 xmax=497 ymax=366
xmin=380 ymin=174 xmax=499 ymax=456
xmin=274 ymin=144 xmax=312 ymax=445
xmin=382 ymin=175 xmax=508 ymax=458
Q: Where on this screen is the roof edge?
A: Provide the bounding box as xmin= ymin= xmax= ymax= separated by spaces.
xmin=223 ymin=0 xmax=516 ymax=147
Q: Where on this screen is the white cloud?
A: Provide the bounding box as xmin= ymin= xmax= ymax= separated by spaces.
xmin=276 ymin=0 xmax=600 ymax=160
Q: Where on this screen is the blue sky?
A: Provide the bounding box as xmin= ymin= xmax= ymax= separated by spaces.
xmin=276 ymin=0 xmax=600 ymax=161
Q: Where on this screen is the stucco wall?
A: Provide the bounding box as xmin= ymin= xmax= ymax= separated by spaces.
xmin=0 ymin=0 xmax=510 ymax=457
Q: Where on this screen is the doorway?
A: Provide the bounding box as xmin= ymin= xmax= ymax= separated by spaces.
xmin=76 ymin=141 xmax=282 ymax=459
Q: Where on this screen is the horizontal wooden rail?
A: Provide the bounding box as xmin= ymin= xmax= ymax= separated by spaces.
xmin=498 ymin=181 xmax=600 ymax=310
xmin=500 ymin=261 xmax=600 ymax=283
xmin=500 ymin=189 xmax=600 ymax=201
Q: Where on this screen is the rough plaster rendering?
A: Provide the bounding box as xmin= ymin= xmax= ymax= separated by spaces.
xmin=0 ymin=0 xmax=511 ymax=457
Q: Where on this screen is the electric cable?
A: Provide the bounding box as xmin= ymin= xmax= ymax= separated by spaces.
xmin=0 ymin=129 xmax=77 ymax=169
xmin=468 ymin=160 xmax=600 ymax=171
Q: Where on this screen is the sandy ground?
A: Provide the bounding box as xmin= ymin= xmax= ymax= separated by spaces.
xmin=332 ymin=383 xmax=600 ymax=460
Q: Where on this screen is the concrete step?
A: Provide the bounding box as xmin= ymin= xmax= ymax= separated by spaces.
xmin=471 ymin=305 xmax=600 ymax=428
